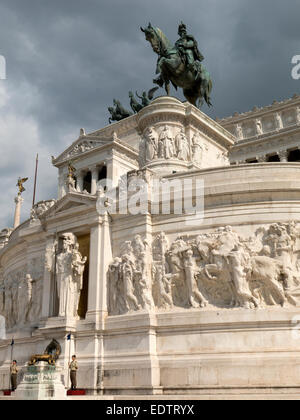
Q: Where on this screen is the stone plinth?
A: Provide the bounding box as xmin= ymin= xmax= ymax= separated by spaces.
xmin=14 ymin=362 xmax=66 ymax=400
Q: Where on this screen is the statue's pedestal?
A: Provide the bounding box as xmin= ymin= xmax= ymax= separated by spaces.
xmin=14 ymin=362 xmax=67 ymax=400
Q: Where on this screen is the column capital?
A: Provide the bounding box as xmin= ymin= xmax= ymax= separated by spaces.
xmin=15 ymin=195 xmax=24 ymax=204
xmin=88 ymin=165 xmax=99 ymax=173
xmin=278 ymin=150 xmax=288 ymax=162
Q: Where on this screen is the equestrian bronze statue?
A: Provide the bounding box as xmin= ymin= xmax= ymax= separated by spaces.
xmin=141 ymin=22 xmax=212 ymax=108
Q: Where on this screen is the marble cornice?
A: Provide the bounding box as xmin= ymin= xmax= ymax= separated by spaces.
xmin=136 ymin=96 xmax=234 ymax=151
xmin=230 ymin=130 xmax=300 ymax=158
xmin=219 ymin=95 xmax=300 ymax=125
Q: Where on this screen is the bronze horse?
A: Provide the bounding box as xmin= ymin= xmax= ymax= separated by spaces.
xmin=141 ymin=23 xmax=212 ymax=108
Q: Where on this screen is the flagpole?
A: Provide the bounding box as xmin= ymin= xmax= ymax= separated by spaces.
xmin=32 ymin=153 xmax=39 ymax=208
xmin=67 ymin=333 xmax=72 ymax=390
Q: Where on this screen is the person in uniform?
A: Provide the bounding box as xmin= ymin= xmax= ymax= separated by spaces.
xmin=10 ymin=360 xmax=19 ymax=391
xmin=69 ymin=355 xmax=78 ymax=391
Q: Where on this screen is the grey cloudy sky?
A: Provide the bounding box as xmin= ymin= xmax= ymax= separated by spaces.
xmin=0 ymin=0 xmax=299 ymax=228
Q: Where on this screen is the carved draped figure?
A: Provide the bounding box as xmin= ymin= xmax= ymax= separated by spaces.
xmin=175 ymin=129 xmax=190 ymax=161
xmin=144 ymin=127 xmax=159 ymax=161
xmin=158 ymin=126 xmax=175 ymax=159
xmin=56 ymin=233 xmax=86 ymax=319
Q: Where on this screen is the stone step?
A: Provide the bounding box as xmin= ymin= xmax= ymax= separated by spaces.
xmin=1 ymin=393 xmax=300 ymax=401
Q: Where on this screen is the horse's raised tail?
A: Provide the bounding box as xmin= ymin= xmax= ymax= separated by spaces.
xmin=205 ymin=79 xmax=213 ymax=107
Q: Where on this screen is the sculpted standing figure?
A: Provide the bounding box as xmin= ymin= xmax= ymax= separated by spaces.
xmin=67 ymin=162 xmax=76 ymax=192
xmin=235 ymin=124 xmax=244 ymax=140
xmin=56 ymin=233 xmax=86 ymax=318
xmin=255 ymin=119 xmax=263 ymax=136
xmin=275 ymin=113 xmax=283 ymax=130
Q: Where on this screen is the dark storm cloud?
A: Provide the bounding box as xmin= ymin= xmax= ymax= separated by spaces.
xmin=0 ymin=0 xmax=299 ymax=227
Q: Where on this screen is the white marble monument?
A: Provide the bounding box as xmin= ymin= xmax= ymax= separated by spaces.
xmin=1 ymin=96 xmax=300 ymax=398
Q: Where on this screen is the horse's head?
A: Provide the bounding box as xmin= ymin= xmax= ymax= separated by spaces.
xmin=141 ymin=23 xmax=172 ymax=56
xmin=141 ymin=23 xmax=160 ymax=54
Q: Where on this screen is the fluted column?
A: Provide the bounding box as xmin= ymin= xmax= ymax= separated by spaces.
xmin=13 ymin=196 xmax=24 ymax=229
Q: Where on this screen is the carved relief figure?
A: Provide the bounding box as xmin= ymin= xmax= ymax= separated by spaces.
xmin=133 ymin=235 xmax=154 ymax=310
xmin=17 ymin=274 xmax=33 ymax=326
xmin=108 ymin=257 xmax=122 ymax=314
xmin=144 ymin=126 xmax=158 ymax=161
xmin=227 ymin=245 xmax=258 ymax=309
xmin=191 ymin=132 xmax=204 ymax=163
xmin=122 ymin=254 xmax=140 ymax=311
xmin=175 ymin=128 xmax=191 ymax=161
xmin=183 ymin=248 xmax=208 ymax=308
xmin=158 ymin=125 xmax=175 ymax=159
xmin=235 ymin=124 xmax=243 ymax=140
xmin=108 ymin=224 xmax=300 ymax=316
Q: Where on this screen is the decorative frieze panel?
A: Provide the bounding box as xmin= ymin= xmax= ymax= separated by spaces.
xmin=139 ymin=125 xmax=225 ymax=169
xmin=221 ymin=99 xmax=300 ymax=146
xmin=108 ymin=223 xmax=300 ymax=315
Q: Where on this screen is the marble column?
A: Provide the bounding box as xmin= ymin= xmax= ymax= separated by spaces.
xmin=86 ymin=213 xmax=112 ymax=327
xmin=91 ymin=167 xmax=99 ymax=195
xmin=77 ymin=171 xmax=84 ymax=193
xmin=278 ymin=150 xmax=289 ymax=162
xmin=13 ymin=195 xmax=24 ymax=229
